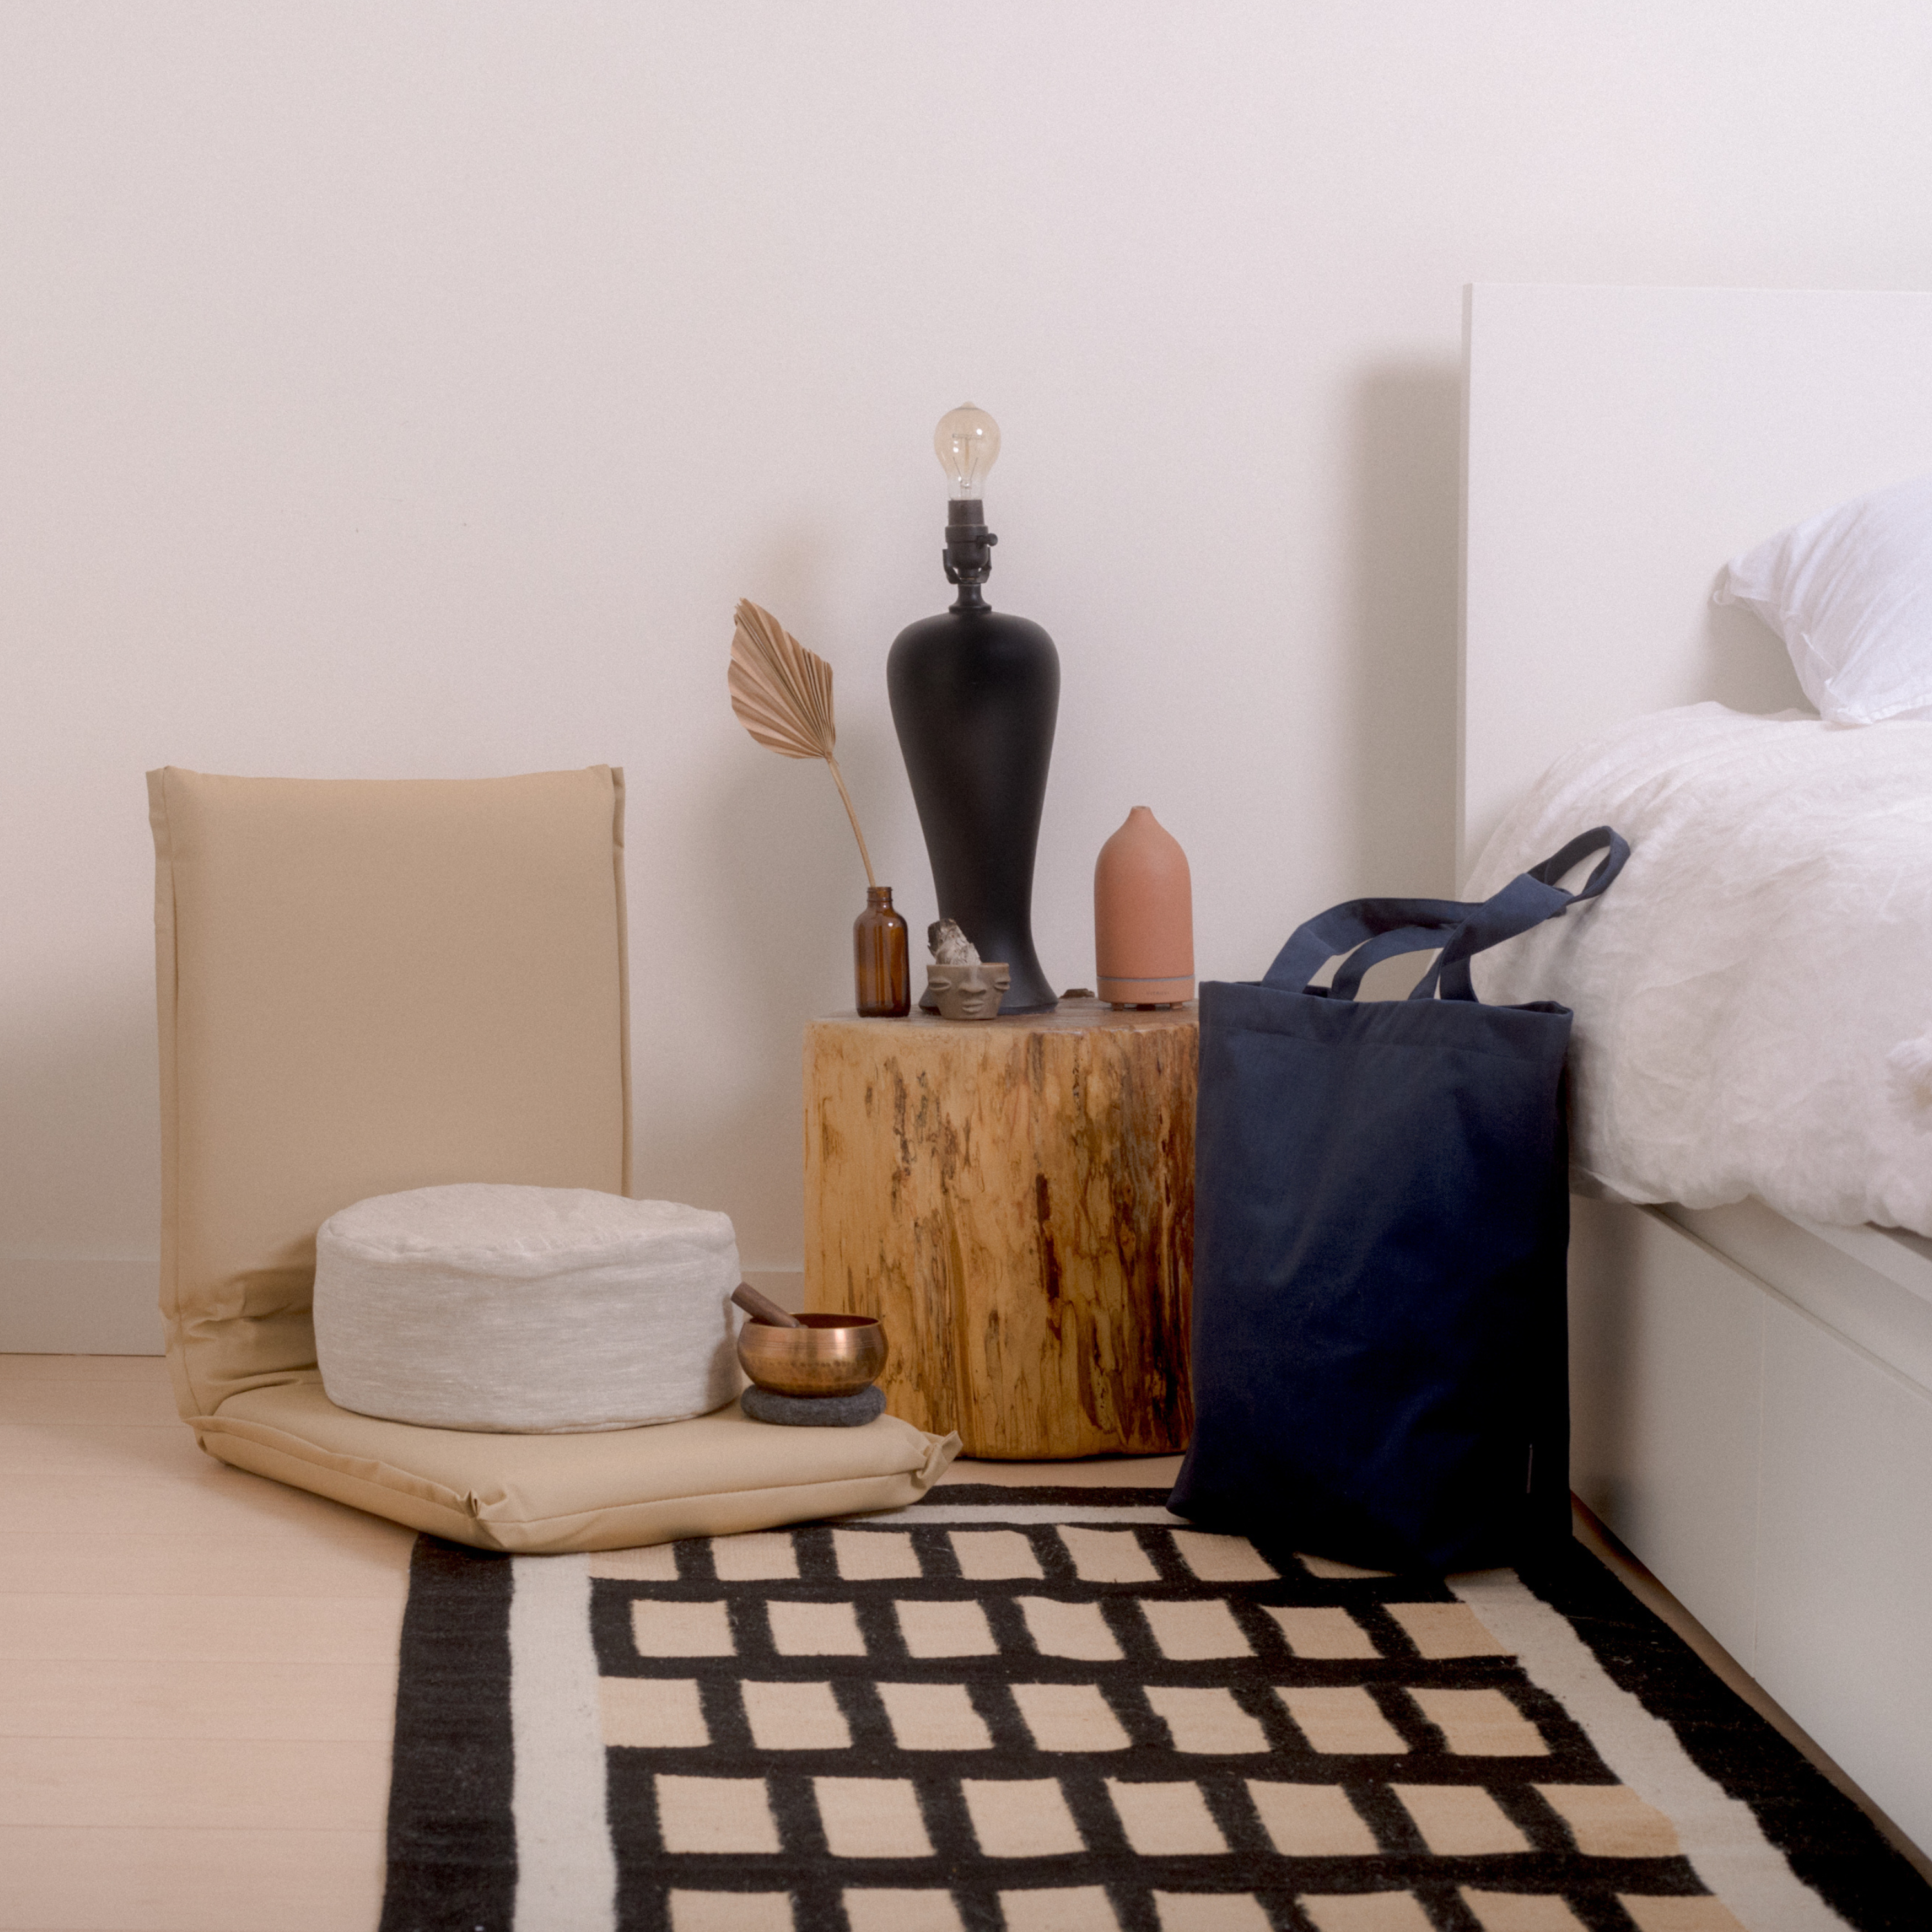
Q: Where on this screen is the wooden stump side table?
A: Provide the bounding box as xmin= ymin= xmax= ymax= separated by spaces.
xmin=803 ymin=999 xmax=1196 ymax=1459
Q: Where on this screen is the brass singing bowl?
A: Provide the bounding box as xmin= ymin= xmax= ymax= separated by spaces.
xmin=736 ymin=1312 xmax=887 ymax=1398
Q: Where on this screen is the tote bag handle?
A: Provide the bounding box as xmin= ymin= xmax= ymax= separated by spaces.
xmin=1263 ymin=827 xmax=1629 ymax=1003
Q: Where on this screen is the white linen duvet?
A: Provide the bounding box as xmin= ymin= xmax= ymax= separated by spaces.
xmin=1468 ymin=703 xmax=1932 ymax=1235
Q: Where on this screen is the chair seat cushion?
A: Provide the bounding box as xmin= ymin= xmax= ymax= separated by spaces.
xmin=201 ymin=1378 xmax=959 ymax=1553
xmin=314 ymin=1184 xmax=739 ymax=1433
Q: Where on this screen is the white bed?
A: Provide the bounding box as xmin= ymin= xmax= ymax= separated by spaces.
xmin=1459 ymin=284 xmax=1932 ymax=1859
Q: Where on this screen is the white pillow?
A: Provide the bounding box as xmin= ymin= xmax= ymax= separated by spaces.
xmin=314 ymin=1184 xmax=742 ymax=1433
xmin=1716 ymin=472 xmax=1932 ymax=724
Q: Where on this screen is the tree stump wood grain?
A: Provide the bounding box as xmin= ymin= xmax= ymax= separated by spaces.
xmin=803 ymin=999 xmax=1195 ymax=1458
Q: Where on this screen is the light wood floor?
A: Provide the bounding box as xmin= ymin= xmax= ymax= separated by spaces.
xmin=3 ymin=1354 xmax=1920 ymax=1930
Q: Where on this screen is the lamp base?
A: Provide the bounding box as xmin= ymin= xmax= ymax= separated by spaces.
xmin=888 ymin=598 xmax=1061 ymax=1016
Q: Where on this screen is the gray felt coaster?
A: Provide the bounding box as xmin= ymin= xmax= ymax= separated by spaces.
xmin=741 ymin=1383 xmax=886 ymax=1428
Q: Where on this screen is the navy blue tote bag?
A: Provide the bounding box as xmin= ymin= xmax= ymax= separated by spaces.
xmin=1169 ymin=827 xmax=1629 ymax=1573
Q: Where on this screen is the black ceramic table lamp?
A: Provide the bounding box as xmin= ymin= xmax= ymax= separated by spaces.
xmin=887 ymin=404 xmax=1061 ymax=1014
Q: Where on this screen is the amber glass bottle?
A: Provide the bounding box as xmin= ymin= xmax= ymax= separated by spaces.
xmin=854 ymin=886 xmax=911 ymax=1016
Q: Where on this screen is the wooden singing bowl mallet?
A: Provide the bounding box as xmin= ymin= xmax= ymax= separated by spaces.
xmin=731 ymin=1282 xmax=801 ymax=1328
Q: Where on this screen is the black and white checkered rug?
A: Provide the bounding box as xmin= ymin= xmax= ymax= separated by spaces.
xmin=377 ymin=1488 xmax=1926 ymax=1932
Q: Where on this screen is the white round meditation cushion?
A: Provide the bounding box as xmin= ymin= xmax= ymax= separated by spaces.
xmin=312 ymin=1184 xmax=742 ymax=1433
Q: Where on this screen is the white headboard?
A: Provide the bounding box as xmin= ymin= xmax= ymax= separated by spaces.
xmin=1459 ymin=283 xmax=1932 ymax=879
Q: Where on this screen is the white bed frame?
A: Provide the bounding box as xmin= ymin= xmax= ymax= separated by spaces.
xmin=1461 ymin=284 xmax=1932 ymax=1859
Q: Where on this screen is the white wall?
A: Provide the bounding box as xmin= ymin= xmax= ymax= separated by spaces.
xmin=5 ymin=3 xmax=1931 ymax=1348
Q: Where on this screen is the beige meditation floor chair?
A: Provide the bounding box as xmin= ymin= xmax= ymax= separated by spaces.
xmin=147 ymin=766 xmax=954 ymax=1551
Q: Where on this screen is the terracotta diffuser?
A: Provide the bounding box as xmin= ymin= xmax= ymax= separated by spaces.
xmin=1094 ymin=806 xmax=1194 ymax=1007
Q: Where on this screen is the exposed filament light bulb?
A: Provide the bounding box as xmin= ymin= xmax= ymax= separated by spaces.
xmin=934 ymin=403 xmax=1001 ymax=500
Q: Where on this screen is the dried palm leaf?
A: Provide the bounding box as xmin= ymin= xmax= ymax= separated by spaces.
xmin=729 ymin=598 xmax=876 ymax=887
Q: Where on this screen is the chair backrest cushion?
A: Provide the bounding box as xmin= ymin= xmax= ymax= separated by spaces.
xmin=149 ymin=766 xmax=630 ymax=1422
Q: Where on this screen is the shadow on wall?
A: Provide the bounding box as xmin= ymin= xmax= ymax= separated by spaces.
xmin=1343 ymin=362 xmax=1463 ymax=900
xmin=1699 ymin=587 xmax=1806 ymax=714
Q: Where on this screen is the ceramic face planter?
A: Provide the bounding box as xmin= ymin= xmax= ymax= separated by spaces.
xmin=925 ymin=960 xmax=1011 ymax=1021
